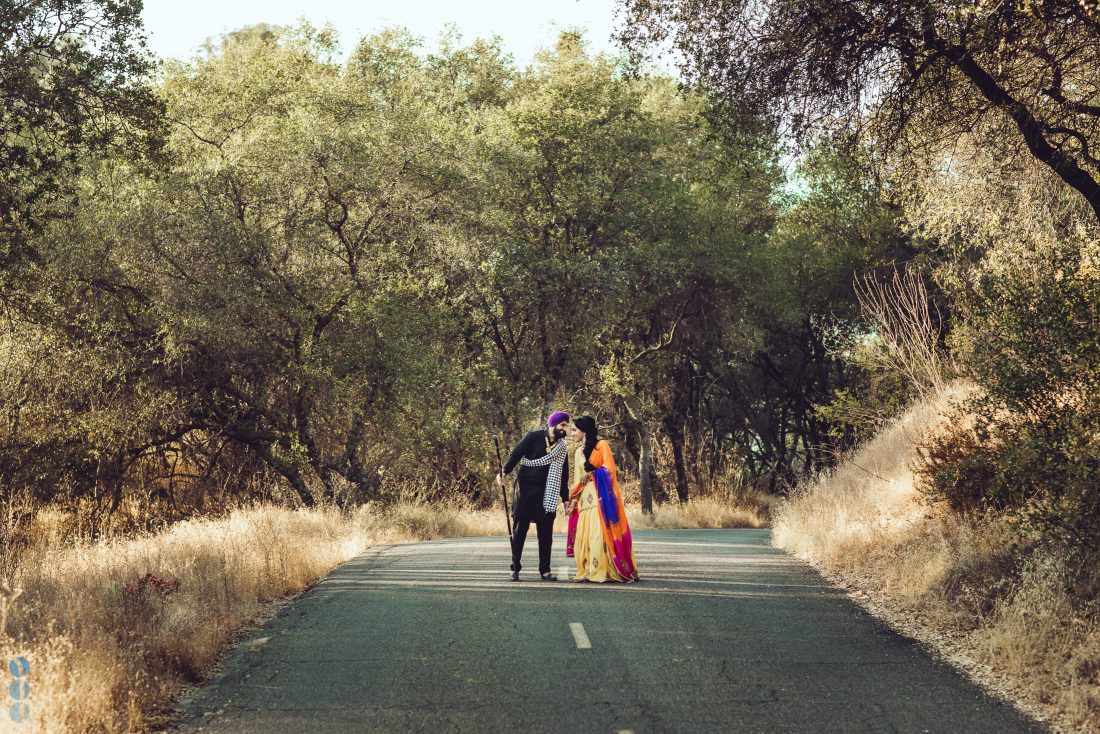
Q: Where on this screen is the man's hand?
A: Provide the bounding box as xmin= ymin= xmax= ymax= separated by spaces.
xmin=496 ymin=472 xmax=505 ymax=487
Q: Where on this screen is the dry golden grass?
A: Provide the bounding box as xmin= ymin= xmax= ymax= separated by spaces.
xmin=381 ymin=492 xmax=770 ymax=538
xmin=773 ymin=382 xmax=1100 ymax=733
xmin=366 ymin=500 xmax=504 ymax=542
xmin=0 ymin=500 xmax=511 ymax=733
xmin=626 ymin=495 xmax=770 ymax=530
xmin=609 ymin=477 xmax=773 ymax=531
xmin=0 ymin=504 xmax=375 ymax=732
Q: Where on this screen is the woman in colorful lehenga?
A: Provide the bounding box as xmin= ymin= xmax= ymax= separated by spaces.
xmin=565 ymin=415 xmax=639 ymax=583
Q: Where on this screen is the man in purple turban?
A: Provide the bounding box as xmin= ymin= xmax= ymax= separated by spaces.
xmin=496 ymin=411 xmax=571 ymax=581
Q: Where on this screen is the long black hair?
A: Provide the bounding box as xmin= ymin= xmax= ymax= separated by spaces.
xmin=574 ymin=415 xmax=598 ymax=471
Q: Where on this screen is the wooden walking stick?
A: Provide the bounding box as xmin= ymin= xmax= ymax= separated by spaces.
xmin=493 ymin=435 xmax=514 ymax=539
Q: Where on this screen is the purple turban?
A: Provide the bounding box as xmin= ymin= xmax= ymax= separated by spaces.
xmin=547 ymin=411 xmax=571 ymax=427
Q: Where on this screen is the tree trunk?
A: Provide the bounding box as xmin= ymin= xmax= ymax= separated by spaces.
xmin=666 ymin=418 xmax=690 ymax=503
xmin=620 ymin=397 xmax=654 ymax=514
xmin=246 ymin=439 xmax=316 ymax=508
xmin=638 ymin=421 xmax=653 ymax=514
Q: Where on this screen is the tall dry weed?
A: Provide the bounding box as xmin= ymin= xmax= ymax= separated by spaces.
xmin=854 ymin=266 xmax=957 ymax=397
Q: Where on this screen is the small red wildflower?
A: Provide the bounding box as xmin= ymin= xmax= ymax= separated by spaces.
xmin=121 ymin=573 xmax=181 ymax=598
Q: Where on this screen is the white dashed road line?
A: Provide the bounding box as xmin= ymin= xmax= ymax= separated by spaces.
xmin=569 ymin=622 xmax=592 ymax=649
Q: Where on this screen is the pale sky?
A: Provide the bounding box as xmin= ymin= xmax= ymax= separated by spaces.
xmin=141 ymin=0 xmax=627 ymax=63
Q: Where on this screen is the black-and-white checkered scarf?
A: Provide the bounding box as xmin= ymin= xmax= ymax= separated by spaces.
xmin=520 ymin=437 xmax=568 ymax=513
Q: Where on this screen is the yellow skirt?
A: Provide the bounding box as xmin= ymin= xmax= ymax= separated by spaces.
xmin=573 ymin=483 xmax=625 ymax=582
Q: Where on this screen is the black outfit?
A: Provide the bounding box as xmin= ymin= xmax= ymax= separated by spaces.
xmin=502 ymin=429 xmax=569 ymax=574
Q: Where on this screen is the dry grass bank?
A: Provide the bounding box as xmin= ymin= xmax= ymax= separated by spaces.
xmin=0 ymin=501 xmax=503 ymax=733
xmin=0 ymin=493 xmax=764 ymax=732
xmin=773 ymin=384 xmax=1100 ymax=733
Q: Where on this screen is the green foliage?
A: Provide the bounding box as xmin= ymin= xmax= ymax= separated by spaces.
xmin=917 ymin=418 xmax=1008 ymax=514
xmin=960 ymin=243 xmax=1100 ymax=419
xmin=691 ymin=145 xmax=913 ymax=489
xmin=1 ymin=17 xmax=919 ymax=528
xmin=0 ymin=1 xmax=167 ymax=533
xmin=147 ymin=25 xmax=483 ymax=505
xmin=0 ymin=0 xmax=164 ymax=274
xmin=929 ymin=240 xmax=1100 ymax=554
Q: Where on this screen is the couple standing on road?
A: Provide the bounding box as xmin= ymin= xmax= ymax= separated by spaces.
xmin=496 ymin=411 xmax=639 ymax=583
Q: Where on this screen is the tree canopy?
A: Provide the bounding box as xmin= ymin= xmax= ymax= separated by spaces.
xmin=0 ymin=0 xmax=163 ymax=272
xmin=620 ymin=0 xmax=1100 ymax=224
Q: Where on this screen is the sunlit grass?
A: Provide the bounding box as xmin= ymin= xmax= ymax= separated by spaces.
xmin=627 ymin=496 xmax=770 ymax=530
xmin=0 ymin=505 xmax=374 ymax=732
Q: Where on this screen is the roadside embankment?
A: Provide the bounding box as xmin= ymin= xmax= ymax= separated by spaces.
xmin=773 ymin=385 xmax=1100 ymax=733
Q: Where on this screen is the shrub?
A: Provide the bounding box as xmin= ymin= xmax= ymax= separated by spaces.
xmin=916 ymin=417 xmax=1007 ymax=513
xmin=918 ymin=406 xmax=1100 ymax=558
xmin=933 ymin=238 xmax=1100 ymax=560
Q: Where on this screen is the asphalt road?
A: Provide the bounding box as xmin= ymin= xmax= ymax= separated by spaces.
xmin=171 ymin=529 xmax=1042 ymax=733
